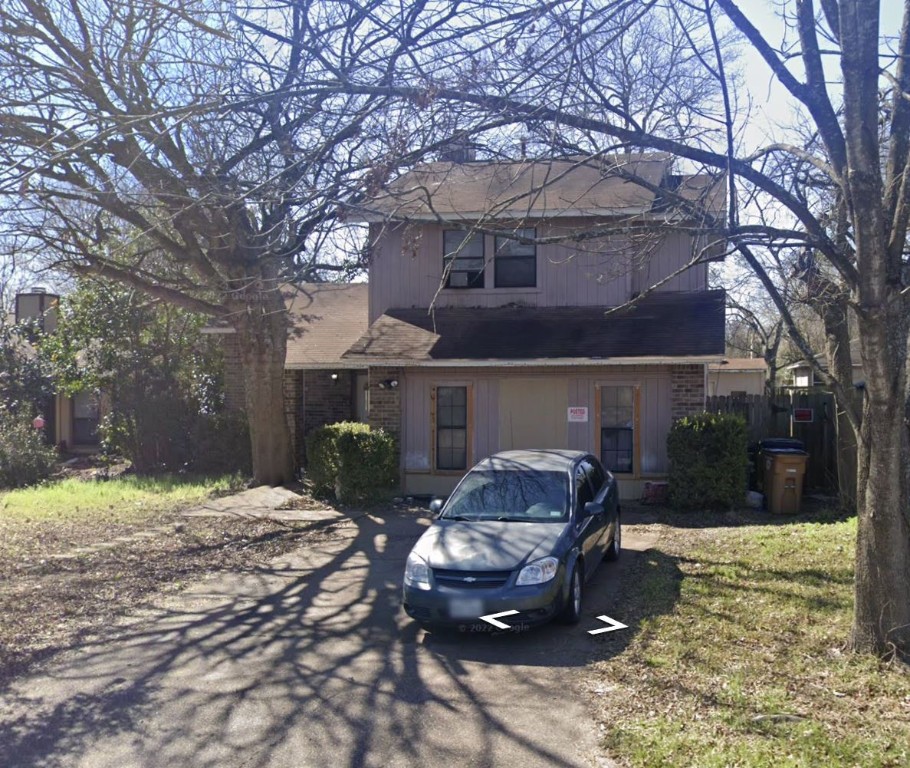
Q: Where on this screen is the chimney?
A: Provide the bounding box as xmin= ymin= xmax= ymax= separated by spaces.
xmin=15 ymin=289 xmax=59 ymax=333
xmin=439 ymin=137 xmax=476 ymax=163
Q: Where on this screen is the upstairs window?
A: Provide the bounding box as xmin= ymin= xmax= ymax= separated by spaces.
xmin=494 ymin=228 xmax=536 ymax=288
xmin=443 ymin=230 xmax=485 ymax=288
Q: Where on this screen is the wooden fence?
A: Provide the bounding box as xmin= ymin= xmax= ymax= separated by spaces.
xmin=706 ymin=390 xmax=838 ymax=492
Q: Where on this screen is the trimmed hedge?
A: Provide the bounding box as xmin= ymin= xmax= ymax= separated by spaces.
xmin=667 ymin=412 xmax=748 ymax=510
xmin=0 ymin=412 xmax=57 ymax=489
xmin=305 ymin=422 xmax=398 ymax=500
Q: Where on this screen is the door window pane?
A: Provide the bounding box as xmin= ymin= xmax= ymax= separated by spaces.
xmin=72 ymin=391 xmax=100 ymax=446
xmin=436 ymin=386 xmax=468 ymax=470
xmin=600 ymin=386 xmax=634 ymax=473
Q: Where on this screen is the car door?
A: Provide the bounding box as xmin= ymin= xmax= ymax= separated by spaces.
xmin=584 ymin=456 xmax=617 ymax=556
xmin=581 ymin=458 xmax=611 ymax=557
xmin=574 ymin=463 xmax=603 ymax=579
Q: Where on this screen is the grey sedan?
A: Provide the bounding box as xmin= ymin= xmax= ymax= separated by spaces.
xmin=402 ymin=449 xmax=620 ymax=630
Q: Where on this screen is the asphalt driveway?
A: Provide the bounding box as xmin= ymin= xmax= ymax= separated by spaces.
xmin=0 ymin=506 xmax=655 ymax=768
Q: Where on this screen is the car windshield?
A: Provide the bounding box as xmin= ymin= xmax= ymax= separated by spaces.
xmin=440 ymin=469 xmax=570 ymax=522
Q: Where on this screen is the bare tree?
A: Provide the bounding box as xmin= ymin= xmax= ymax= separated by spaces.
xmin=0 ymin=0 xmax=410 ymax=483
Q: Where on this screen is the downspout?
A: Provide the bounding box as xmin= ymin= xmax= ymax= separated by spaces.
xmin=703 ymin=364 xmax=708 ymax=410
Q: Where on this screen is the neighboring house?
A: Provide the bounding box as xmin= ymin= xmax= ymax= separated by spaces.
xmin=707 ymin=358 xmax=767 ymax=396
xmin=782 ymin=354 xmax=865 ymax=388
xmin=254 ymin=154 xmax=726 ymax=499
xmin=11 ymin=289 xmax=101 ymax=451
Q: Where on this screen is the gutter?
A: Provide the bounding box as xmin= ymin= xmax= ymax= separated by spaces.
xmin=318 ymin=355 xmax=725 ymax=369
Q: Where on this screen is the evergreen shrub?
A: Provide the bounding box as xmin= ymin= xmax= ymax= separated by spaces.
xmin=306 ymin=422 xmax=398 ymax=500
xmin=667 ymin=412 xmax=748 ymax=509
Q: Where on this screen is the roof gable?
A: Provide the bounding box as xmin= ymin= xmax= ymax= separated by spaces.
xmin=361 ymin=154 xmax=723 ymax=222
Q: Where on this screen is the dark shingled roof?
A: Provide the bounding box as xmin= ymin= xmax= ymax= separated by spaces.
xmin=343 ymin=290 xmax=725 ymax=362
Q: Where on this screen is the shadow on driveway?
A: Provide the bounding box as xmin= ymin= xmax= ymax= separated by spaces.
xmin=0 ymin=508 xmax=673 ymax=768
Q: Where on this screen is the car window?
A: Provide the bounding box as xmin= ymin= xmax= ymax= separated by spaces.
xmin=575 ymin=466 xmax=594 ymax=515
xmin=582 ymin=459 xmax=605 ymax=495
xmin=441 ymin=469 xmax=570 ymax=522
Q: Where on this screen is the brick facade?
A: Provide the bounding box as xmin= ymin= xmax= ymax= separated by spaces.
xmin=283 ymin=370 xmax=304 ymax=466
xmin=670 ymin=364 xmax=706 ymax=421
xmin=367 ymin=366 xmax=402 ymax=435
xmin=301 ymin=370 xmax=355 ymax=437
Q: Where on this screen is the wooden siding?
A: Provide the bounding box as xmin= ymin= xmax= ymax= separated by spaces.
xmin=498 ymin=378 xmax=568 ymax=450
xmin=368 ymin=221 xmax=708 ymax=321
xmin=401 ymin=365 xmax=675 ymax=480
xmin=631 ymin=230 xmax=709 ymax=294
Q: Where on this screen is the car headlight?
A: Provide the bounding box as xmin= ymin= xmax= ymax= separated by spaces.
xmin=404 ymin=551 xmax=431 ymax=590
xmin=516 ymin=556 xmax=559 ymax=586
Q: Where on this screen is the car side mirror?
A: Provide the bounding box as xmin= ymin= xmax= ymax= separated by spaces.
xmin=429 ymin=498 xmax=446 ymax=515
xmin=583 ymin=501 xmax=604 ymax=518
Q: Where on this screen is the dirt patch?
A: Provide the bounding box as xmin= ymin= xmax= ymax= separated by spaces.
xmin=0 ymin=501 xmax=350 ymax=685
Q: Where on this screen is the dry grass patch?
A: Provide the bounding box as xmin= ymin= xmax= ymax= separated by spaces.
xmin=592 ymin=512 xmax=910 ymax=768
xmin=0 ymin=475 xmax=348 ymax=683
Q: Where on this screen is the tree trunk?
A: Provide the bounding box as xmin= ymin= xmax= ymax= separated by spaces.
xmin=835 ymin=392 xmax=860 ymax=512
xmin=851 ymin=314 xmax=910 ymax=660
xmin=853 ymin=399 xmax=910 ymax=659
xmin=234 ymin=288 xmax=294 ymax=486
xmin=820 ymin=296 xmax=860 ymax=510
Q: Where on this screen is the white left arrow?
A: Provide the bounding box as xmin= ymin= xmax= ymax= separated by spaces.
xmin=587 ymin=615 xmax=628 ymax=635
xmin=478 ymin=609 xmax=520 ymax=629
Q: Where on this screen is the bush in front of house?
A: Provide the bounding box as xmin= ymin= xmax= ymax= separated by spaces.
xmin=305 ymin=422 xmax=398 ymax=500
xmin=667 ymin=412 xmax=748 ymax=510
xmin=0 ymin=411 xmax=57 ymax=489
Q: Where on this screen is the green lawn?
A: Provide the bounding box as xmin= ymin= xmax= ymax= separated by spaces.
xmin=596 ymin=514 xmax=910 ymax=768
xmin=0 ymin=474 xmax=242 ymax=523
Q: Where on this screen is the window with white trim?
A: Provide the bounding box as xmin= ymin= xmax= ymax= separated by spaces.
xmin=443 ymin=230 xmax=484 ymax=288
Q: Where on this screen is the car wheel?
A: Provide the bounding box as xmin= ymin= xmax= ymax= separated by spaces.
xmin=605 ymin=512 xmax=621 ymax=561
xmin=559 ymin=564 xmax=583 ymax=625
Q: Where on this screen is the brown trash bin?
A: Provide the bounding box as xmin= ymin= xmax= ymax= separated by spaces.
xmin=763 ymin=449 xmax=808 ymax=514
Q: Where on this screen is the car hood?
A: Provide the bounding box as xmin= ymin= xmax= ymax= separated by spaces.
xmin=412 ymin=520 xmax=568 ymax=571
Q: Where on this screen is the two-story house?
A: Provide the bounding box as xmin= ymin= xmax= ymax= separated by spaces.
xmin=270 ymin=154 xmax=725 ymax=499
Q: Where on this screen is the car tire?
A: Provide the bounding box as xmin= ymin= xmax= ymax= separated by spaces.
xmin=558 ymin=564 xmax=583 ymax=625
xmin=605 ymin=511 xmax=621 ymax=562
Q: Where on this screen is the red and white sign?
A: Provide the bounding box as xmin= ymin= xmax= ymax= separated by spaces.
xmin=567 ymin=407 xmax=589 ymax=423
xmin=32 ymin=416 xmax=46 ymax=430
xmin=793 ymin=408 xmax=814 ymax=423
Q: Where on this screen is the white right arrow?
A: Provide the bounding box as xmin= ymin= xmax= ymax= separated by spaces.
xmin=587 ymin=615 xmax=628 ymax=635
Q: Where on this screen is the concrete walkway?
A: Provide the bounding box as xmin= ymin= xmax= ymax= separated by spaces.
xmin=1 ymin=504 xmax=657 ymax=768
xmin=45 ymin=486 xmax=332 ymax=561
xmin=181 ymin=485 xmax=342 ymax=523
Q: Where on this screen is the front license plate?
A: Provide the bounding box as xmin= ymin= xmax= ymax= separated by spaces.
xmin=449 ymin=597 xmax=484 ymax=619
